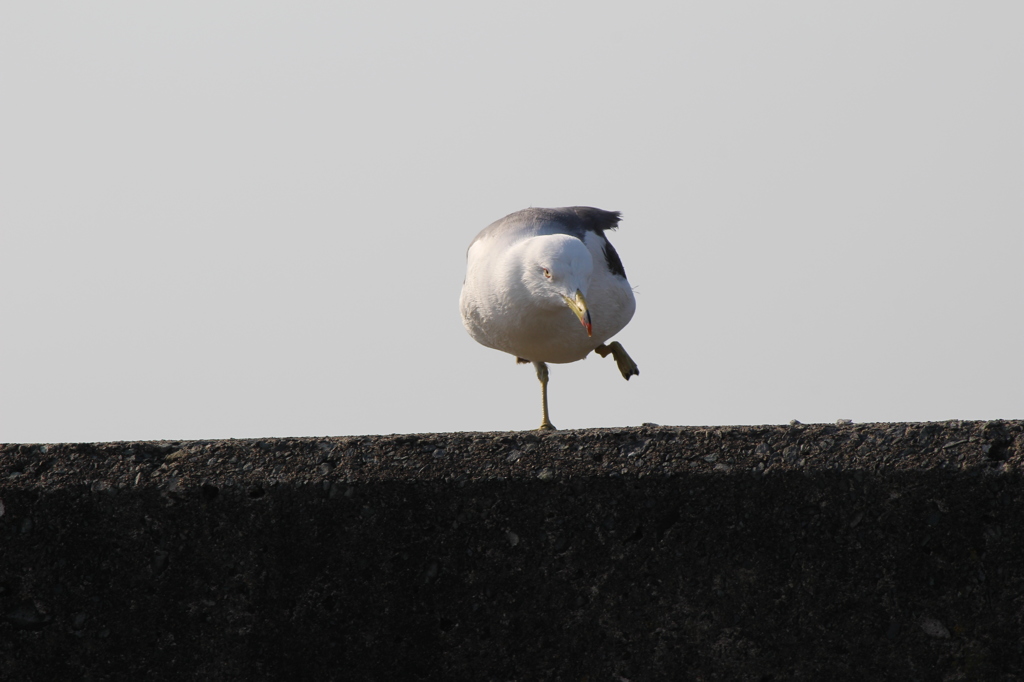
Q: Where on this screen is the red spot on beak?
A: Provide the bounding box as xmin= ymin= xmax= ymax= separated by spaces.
xmin=582 ymin=311 xmax=592 ymax=337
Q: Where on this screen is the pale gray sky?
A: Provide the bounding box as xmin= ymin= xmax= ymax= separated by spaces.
xmin=2 ymin=2 xmax=1022 ymax=443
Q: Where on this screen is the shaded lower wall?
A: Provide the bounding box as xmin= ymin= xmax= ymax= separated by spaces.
xmin=1 ymin=420 xmax=1023 ymax=681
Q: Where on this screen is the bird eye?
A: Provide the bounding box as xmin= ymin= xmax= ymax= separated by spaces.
xmin=542 ymin=268 xmax=551 ymax=279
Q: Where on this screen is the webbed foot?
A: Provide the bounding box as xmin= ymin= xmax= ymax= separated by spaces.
xmin=595 ymin=341 xmax=639 ymax=380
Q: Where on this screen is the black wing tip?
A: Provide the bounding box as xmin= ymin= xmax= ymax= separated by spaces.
xmin=567 ymin=206 xmax=622 ymax=231
xmin=603 ymin=240 xmax=627 ymax=279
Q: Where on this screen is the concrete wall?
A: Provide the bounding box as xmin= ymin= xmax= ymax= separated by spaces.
xmin=2 ymin=420 xmax=1022 ymax=681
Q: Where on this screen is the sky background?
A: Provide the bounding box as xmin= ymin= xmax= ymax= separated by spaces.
xmin=2 ymin=2 xmax=1021 ymax=444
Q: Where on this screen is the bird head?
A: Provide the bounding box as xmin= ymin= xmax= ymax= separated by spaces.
xmin=522 ymin=234 xmax=594 ymax=337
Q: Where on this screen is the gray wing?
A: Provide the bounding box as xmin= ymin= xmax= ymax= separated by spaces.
xmin=470 ymin=206 xmax=628 ymax=278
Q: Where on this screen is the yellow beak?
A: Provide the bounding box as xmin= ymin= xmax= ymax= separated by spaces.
xmin=563 ymin=289 xmax=592 ymax=337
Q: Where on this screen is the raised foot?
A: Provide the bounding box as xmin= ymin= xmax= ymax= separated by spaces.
xmin=595 ymin=341 xmax=639 ymax=380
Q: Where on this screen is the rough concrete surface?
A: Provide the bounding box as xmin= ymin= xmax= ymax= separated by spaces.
xmin=1 ymin=420 xmax=1023 ymax=681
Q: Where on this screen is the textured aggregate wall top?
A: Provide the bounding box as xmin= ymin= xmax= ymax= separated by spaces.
xmin=1 ymin=420 xmax=1023 ymax=681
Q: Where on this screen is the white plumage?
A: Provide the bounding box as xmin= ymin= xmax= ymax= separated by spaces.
xmin=460 ymin=206 xmax=639 ymax=430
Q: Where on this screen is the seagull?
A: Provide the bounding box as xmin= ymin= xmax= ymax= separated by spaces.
xmin=460 ymin=206 xmax=639 ymax=430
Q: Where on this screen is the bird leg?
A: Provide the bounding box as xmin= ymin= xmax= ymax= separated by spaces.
xmin=595 ymin=341 xmax=639 ymax=380
xmin=533 ymin=361 xmax=557 ymax=430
